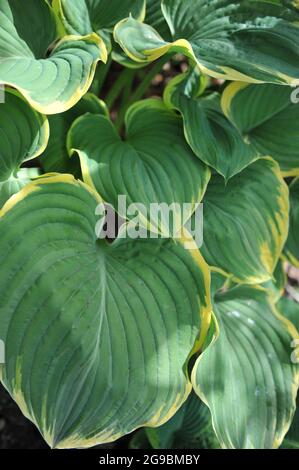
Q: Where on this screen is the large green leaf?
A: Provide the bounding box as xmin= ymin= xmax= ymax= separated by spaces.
xmin=54 ymin=0 xmax=145 ymax=51
xmin=284 ymin=178 xmax=299 ymax=268
xmin=192 ymin=285 xmax=299 ymax=449
xmin=278 ymin=296 xmax=299 ymax=448
xmin=114 ymin=0 xmax=299 ymax=85
xmin=201 ymin=158 xmax=289 ymax=284
xmin=67 ymin=98 xmax=211 ymax=236
xmin=0 ymin=87 xmax=49 ymax=207
xmin=222 ymin=82 xmax=299 ymax=176
xmin=41 ymin=93 xmax=108 ymax=177
xmin=0 ymin=174 xmax=212 ymax=448
xmin=0 ymin=0 xmax=107 ymax=114
xmin=164 ymin=68 xmax=258 ymax=180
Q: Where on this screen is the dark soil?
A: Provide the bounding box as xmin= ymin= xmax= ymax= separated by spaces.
xmin=0 ymin=384 xmax=48 ymax=449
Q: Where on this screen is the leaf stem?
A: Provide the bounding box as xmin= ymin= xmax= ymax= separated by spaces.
xmin=106 ymin=67 xmax=135 ymax=109
xmin=128 ymin=55 xmax=170 ymax=105
xmin=91 ymin=55 xmax=112 ymax=96
xmin=115 ymin=72 xmax=135 ymax=131
xmin=115 ymin=55 xmax=170 ymax=132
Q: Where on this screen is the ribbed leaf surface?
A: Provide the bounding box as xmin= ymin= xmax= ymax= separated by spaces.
xmin=115 ymin=0 xmax=299 ymax=84
xmin=192 ymin=286 xmax=299 ymax=449
xmin=0 ymin=0 xmax=107 ymax=114
xmin=0 ymin=175 xmax=212 ymax=448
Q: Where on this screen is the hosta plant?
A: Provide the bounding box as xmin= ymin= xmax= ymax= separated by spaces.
xmin=0 ymin=0 xmax=299 ymax=450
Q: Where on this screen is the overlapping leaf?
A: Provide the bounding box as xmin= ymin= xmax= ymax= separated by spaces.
xmin=284 ymin=178 xmax=299 ymax=267
xmin=222 ymin=82 xmax=299 ymax=176
xmin=132 ymin=392 xmax=219 ymax=449
xmin=210 ymin=272 xmax=230 ymax=298
xmin=278 ymin=296 xmax=299 ymax=448
xmin=0 ymin=88 xmax=48 ymax=207
xmin=54 ymin=0 xmax=145 ymax=51
xmin=192 ymin=285 xmax=299 ymax=449
xmin=0 ymin=168 xmax=41 ymax=209
xmin=164 ymin=68 xmax=258 ymax=180
xmin=279 ymin=297 xmax=299 ymax=334
xmin=115 ymin=0 xmax=299 ymax=84
xmin=0 ymin=174 xmax=212 ymax=448
xmin=201 ymin=158 xmax=289 ymax=284
xmin=262 ymin=259 xmax=286 ymax=304
xmin=67 ymin=98 xmax=210 ymax=236
xmin=42 ymin=93 xmax=108 ymax=176
xmin=145 ymin=0 xmax=171 ymax=41
xmin=212 ymin=260 xmax=287 ymax=303
xmin=0 ymin=0 xmax=107 ymax=114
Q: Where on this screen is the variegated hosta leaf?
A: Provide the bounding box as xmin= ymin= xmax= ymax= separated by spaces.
xmin=0 ymin=0 xmax=107 ymax=114
xmin=0 ymin=174 xmax=212 ymax=449
xmin=284 ymin=178 xmax=299 ymax=268
xmin=192 ymin=285 xmax=299 ymax=449
xmin=222 ymin=82 xmax=299 ymax=176
xmin=164 ymin=69 xmax=258 ymax=180
xmin=54 ymin=0 xmax=145 ymax=51
xmin=278 ymin=296 xmax=299 ymax=448
xmin=0 ymin=88 xmax=48 ymax=207
xmin=42 ymin=93 xmax=108 ymax=177
xmin=144 ymin=392 xmax=219 ymax=449
xmin=114 ymin=0 xmax=299 ymax=85
xmin=67 ymin=98 xmax=211 ymax=236
xmin=201 ymin=158 xmax=289 ymax=284
xmin=112 ymin=0 xmax=170 ymax=67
